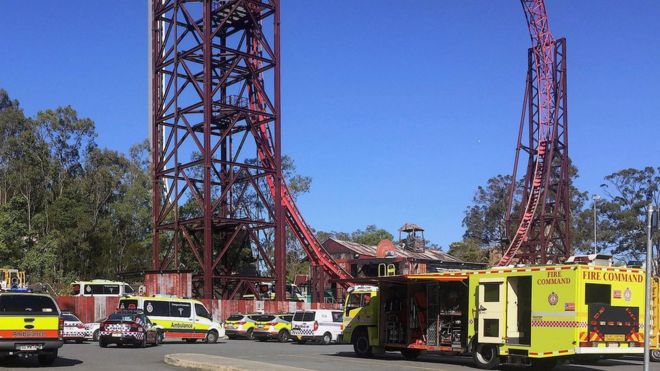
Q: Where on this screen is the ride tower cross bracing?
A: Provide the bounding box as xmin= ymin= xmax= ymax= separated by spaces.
xmin=150 ymin=0 xmax=351 ymax=300
xmin=499 ymin=0 xmax=571 ymax=266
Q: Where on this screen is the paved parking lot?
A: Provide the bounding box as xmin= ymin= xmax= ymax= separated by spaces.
xmin=0 ymin=339 xmax=656 ymax=371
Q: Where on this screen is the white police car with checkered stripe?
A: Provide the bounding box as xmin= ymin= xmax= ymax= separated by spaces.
xmin=290 ymin=310 xmax=343 ymax=345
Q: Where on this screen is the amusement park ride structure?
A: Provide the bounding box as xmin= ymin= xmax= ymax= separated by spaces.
xmin=500 ymin=0 xmax=571 ymax=266
xmin=149 ymin=0 xmax=571 ymax=300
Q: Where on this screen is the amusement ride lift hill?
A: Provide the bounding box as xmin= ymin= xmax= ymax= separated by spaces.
xmin=147 ymin=0 xmax=571 ymax=301
xmin=499 ymin=0 xmax=571 ymax=266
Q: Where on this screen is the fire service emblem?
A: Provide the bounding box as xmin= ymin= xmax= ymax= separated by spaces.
xmin=548 ymin=292 xmax=559 ymax=306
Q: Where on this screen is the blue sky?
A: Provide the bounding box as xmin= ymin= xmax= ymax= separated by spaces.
xmin=1 ymin=1 xmax=658 ymax=248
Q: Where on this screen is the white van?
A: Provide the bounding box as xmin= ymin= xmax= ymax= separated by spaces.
xmin=71 ymin=280 xmax=134 ymax=297
xmin=290 ymin=309 xmax=343 ymax=345
xmin=118 ymin=295 xmax=224 ymax=343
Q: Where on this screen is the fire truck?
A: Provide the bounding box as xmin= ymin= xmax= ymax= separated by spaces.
xmin=342 ymin=258 xmax=645 ymax=369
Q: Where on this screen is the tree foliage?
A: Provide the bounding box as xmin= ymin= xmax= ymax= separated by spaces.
xmin=0 ymin=90 xmax=151 ymax=290
xmin=598 ymin=167 xmax=660 ymax=266
xmin=455 ymin=164 xmax=658 ymax=266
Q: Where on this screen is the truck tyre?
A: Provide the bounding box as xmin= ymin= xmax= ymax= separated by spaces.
xmin=206 ymin=330 xmax=219 ymax=344
xmin=473 ymin=343 xmax=500 ymax=370
xmin=352 ymin=329 xmax=373 ymax=358
xmin=651 ymin=350 xmax=660 ymax=362
xmin=277 ymin=330 xmax=289 ymax=343
xmin=37 ymin=350 xmax=58 ymax=366
xmin=401 ymin=349 xmax=421 ymax=360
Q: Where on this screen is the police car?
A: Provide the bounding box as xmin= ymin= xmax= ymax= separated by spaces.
xmin=98 ymin=310 xmax=160 ymax=348
xmin=61 ymin=311 xmax=86 ymax=343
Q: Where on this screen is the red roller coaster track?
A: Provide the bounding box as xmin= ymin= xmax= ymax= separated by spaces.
xmin=499 ymin=0 xmax=571 ymax=266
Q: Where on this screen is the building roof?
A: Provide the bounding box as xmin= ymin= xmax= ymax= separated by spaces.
xmin=399 ymin=223 xmax=424 ymax=232
xmin=323 ymin=238 xmax=462 ymax=263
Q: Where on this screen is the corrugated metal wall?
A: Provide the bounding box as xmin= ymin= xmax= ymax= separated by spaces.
xmin=56 ymin=296 xmax=341 ymax=323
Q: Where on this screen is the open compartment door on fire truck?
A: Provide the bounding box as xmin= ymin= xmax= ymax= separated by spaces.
xmin=477 ymin=278 xmax=505 ymax=344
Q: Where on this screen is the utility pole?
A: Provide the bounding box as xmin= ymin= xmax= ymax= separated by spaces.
xmin=592 ymin=194 xmax=601 ymax=254
xmin=644 ymin=203 xmax=657 ymax=371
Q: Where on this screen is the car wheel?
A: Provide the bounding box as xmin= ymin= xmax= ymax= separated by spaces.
xmin=278 ymin=330 xmax=289 ymax=343
xmin=246 ymin=328 xmax=254 ymax=340
xmin=401 ymin=349 xmax=421 ymax=360
xmin=93 ymin=330 xmax=100 ymax=342
xmin=352 ymin=329 xmax=372 ymax=358
xmin=206 ymin=330 xmax=219 ymax=344
xmin=322 ymin=332 xmax=332 ymax=345
xmin=652 ymin=350 xmax=660 ymax=362
xmin=99 ymin=339 xmax=108 ymax=348
xmin=38 ymin=350 xmax=58 ymax=366
xmin=139 ymin=335 xmax=147 ymax=348
xmin=473 ymin=343 xmax=500 ymax=370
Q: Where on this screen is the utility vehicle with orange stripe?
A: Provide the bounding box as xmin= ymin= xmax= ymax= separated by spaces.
xmin=343 ymin=256 xmax=645 ymax=369
xmin=0 ymin=292 xmax=63 ymax=365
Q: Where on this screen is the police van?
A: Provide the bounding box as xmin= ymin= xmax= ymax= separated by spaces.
xmin=118 ymin=296 xmax=224 ymax=343
xmin=290 ymin=309 xmax=343 ymax=345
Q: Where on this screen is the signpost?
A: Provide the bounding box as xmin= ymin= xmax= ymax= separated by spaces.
xmin=645 ymin=204 xmax=658 ymax=371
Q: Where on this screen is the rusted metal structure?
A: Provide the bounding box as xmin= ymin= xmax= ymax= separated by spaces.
xmin=150 ymin=0 xmax=350 ymax=300
xmin=500 ymin=0 xmax=571 ymax=265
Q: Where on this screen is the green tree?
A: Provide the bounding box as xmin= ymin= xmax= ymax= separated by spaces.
xmin=597 ymin=167 xmax=660 ymax=265
xmin=351 ymin=225 xmax=393 ymax=246
xmin=447 ymin=239 xmax=489 ymax=263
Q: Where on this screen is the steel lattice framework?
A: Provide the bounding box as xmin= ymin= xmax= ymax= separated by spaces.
xmin=500 ymin=0 xmax=571 ymax=265
xmin=150 ymin=0 xmax=351 ymax=300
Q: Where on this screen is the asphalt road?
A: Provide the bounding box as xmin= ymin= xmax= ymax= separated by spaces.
xmin=0 ymin=339 xmax=656 ymax=371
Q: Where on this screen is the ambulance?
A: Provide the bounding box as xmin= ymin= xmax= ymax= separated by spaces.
xmin=118 ymin=295 xmax=224 ymax=343
xmin=342 ymin=258 xmax=645 ymax=369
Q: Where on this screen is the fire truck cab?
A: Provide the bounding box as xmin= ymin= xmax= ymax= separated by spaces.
xmin=343 ymin=261 xmax=645 ymax=369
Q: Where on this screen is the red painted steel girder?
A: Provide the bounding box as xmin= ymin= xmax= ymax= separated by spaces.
xmin=500 ymin=0 xmax=571 ymax=266
xmin=151 ymin=0 xmax=350 ymax=300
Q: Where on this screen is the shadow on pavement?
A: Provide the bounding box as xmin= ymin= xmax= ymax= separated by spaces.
xmin=0 ymin=356 xmax=83 ymax=368
xmin=329 ymin=351 xmax=642 ymax=370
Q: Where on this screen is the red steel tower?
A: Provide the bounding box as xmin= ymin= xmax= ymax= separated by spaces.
xmin=500 ymin=0 xmax=571 ymax=265
xmin=150 ymin=0 xmax=350 ymax=299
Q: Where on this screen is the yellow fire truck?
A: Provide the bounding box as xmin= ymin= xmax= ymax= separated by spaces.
xmin=342 ymin=262 xmax=645 ymax=369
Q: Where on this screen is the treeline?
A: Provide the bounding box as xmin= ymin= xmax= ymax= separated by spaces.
xmin=450 ymin=165 xmax=660 ymax=267
xmin=0 ymin=90 xmax=151 ymax=289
